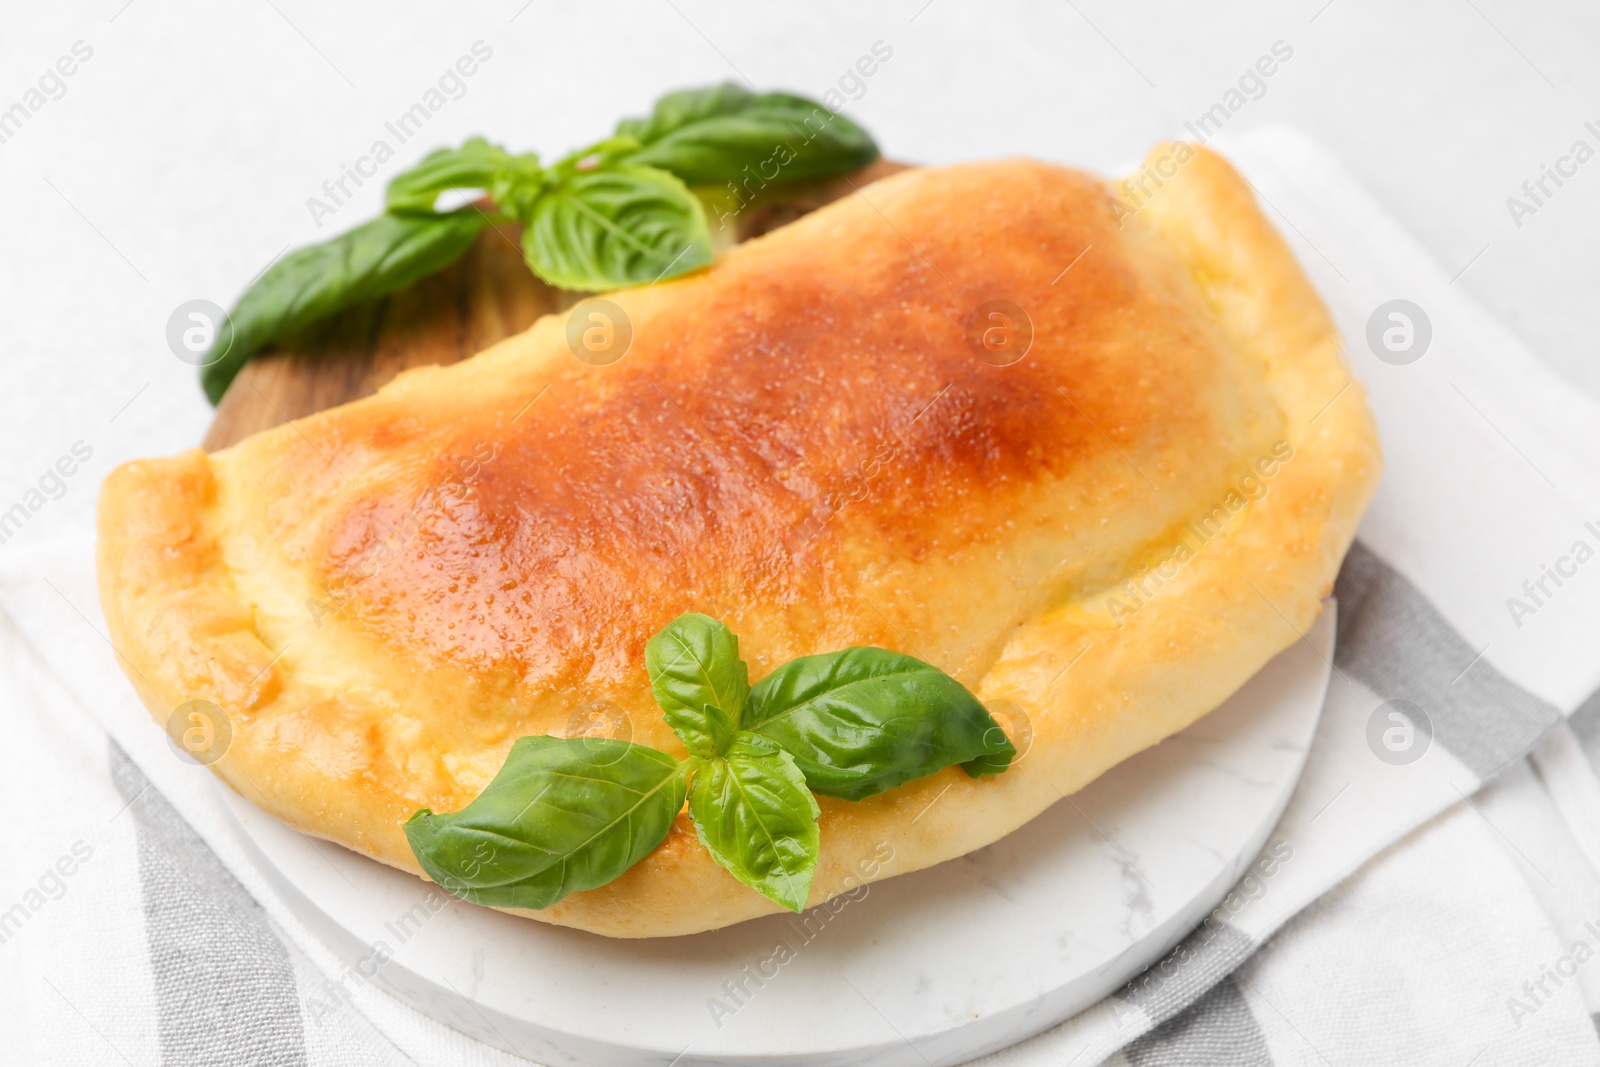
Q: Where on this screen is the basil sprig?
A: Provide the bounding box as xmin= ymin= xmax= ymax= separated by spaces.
xmin=406 ymin=614 xmax=1015 ymax=913
xmin=197 ymin=83 xmax=879 ymax=404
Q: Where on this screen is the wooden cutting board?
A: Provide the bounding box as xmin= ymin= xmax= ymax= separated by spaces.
xmin=204 ymin=159 xmax=910 ymax=450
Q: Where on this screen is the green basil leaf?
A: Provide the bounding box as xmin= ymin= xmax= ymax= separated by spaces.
xmin=745 ymin=647 xmax=1016 ymax=801
xmin=386 ymin=136 xmax=543 ymax=216
xmin=615 ymin=83 xmax=757 ymax=143
xmin=687 ymin=734 xmax=819 ymax=912
xmin=200 ymin=211 xmax=485 ymax=404
xmin=620 ymin=84 xmax=879 ymax=186
xmin=404 ymin=735 xmax=685 ymax=909
xmin=960 ymin=729 xmax=1017 ymax=778
xmin=522 ymin=164 xmax=713 ymax=290
xmin=645 ymin=613 xmax=749 ymax=757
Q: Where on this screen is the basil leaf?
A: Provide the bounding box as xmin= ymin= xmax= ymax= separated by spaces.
xmin=616 ymin=83 xmax=757 ymax=143
xmin=386 ymin=136 xmax=543 ymax=217
xmin=645 ymin=613 xmax=749 ymax=757
xmin=522 ymin=164 xmax=713 ymax=290
xmin=960 ymin=727 xmax=1017 ymax=778
xmin=688 ymin=734 xmax=819 ymax=912
xmin=200 ymin=211 xmax=485 ymax=404
xmin=404 ymin=735 xmax=685 ymax=909
xmin=745 ymin=647 xmax=1016 ymax=801
xmin=620 ymin=84 xmax=879 ymax=186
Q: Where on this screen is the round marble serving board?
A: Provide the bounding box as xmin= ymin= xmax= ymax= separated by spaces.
xmin=213 ymin=606 xmax=1332 ymax=1066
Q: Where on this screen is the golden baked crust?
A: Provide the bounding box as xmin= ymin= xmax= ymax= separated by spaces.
xmin=98 ymin=146 xmax=1379 ymax=937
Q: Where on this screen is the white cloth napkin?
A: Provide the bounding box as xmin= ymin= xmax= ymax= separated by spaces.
xmin=5 ymin=124 xmax=1600 ymax=1066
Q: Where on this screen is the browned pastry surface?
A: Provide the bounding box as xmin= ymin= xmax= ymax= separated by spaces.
xmin=98 ymin=147 xmax=1380 ymax=936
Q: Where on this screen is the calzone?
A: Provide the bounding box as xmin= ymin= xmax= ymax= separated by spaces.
xmin=97 ymin=146 xmax=1380 ymax=937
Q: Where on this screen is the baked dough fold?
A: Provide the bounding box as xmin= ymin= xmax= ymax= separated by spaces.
xmin=98 ymin=146 xmax=1379 ymax=937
